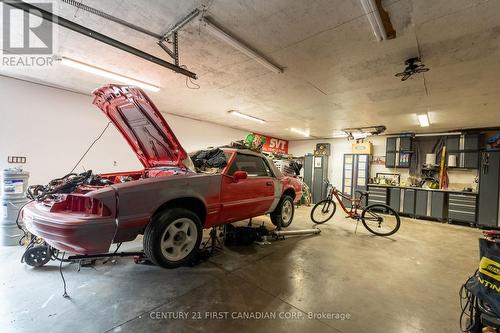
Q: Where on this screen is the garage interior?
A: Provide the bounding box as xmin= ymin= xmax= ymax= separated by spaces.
xmin=1 ymin=0 xmax=500 ymax=332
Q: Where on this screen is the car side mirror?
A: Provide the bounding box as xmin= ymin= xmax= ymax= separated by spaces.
xmin=233 ymin=170 xmax=248 ymax=182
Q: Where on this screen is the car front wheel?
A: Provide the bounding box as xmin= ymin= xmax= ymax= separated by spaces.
xmin=143 ymin=208 xmax=202 ymax=268
xmin=271 ymin=195 xmax=294 ymax=228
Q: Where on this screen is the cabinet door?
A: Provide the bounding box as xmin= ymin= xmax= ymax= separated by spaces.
xmin=400 ymin=137 xmax=412 ymax=151
xmin=430 ymin=192 xmax=446 ymax=220
xmin=386 ymin=137 xmax=397 ymax=152
xmin=478 ymin=152 xmax=500 ymax=227
xmin=463 ymin=134 xmax=479 ymax=169
xmin=342 ymin=154 xmax=354 ymax=207
xmin=446 ymin=135 xmax=460 ymax=152
xmin=463 ymin=152 xmax=479 ymax=169
xmin=354 ymin=155 xmax=369 ymax=206
xmin=403 ymin=189 xmax=416 ymax=215
xmin=386 ymin=152 xmax=396 ymax=168
xmin=464 ymin=134 xmax=479 ymax=150
xmin=415 ymin=190 xmax=428 ymax=217
xmin=389 ymin=188 xmax=401 ymax=212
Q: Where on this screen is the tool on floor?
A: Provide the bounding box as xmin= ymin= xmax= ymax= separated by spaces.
xmin=201 ymin=226 xmax=224 ymax=255
xmin=271 ymin=228 xmax=321 ymax=240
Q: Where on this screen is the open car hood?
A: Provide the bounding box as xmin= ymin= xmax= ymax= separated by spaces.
xmin=93 ymin=85 xmax=188 ymax=169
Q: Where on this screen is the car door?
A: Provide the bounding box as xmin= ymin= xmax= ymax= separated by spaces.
xmin=219 ymin=153 xmax=275 ymax=223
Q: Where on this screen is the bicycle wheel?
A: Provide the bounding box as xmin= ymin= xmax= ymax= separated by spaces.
xmin=310 ymin=199 xmax=336 ymax=224
xmin=361 ymin=204 xmax=400 ymax=236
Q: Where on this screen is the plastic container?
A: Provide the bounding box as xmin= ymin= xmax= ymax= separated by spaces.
xmin=1 ymin=169 xmax=30 ymax=246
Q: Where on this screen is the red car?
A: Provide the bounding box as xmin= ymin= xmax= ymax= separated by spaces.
xmin=22 ymin=85 xmax=302 ymax=268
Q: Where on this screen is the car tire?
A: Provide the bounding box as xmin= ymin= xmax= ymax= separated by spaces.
xmin=143 ymin=208 xmax=203 ymax=268
xmin=270 ymin=195 xmax=294 ymax=228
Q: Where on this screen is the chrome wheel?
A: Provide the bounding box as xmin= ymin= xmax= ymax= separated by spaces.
xmin=160 ymin=218 xmax=198 ymax=261
xmin=282 ymin=200 xmax=293 ymax=224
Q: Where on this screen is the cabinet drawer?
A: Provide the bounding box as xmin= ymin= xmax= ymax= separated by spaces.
xmin=368 ymin=199 xmax=387 ymax=205
xmin=368 ymin=186 xmax=387 ymax=192
xmin=449 ymin=194 xmax=476 ymax=201
xmin=369 ymin=193 xmax=386 ymax=198
xmin=449 ymin=202 xmax=476 ymax=211
xmin=449 ymin=210 xmax=476 ymax=223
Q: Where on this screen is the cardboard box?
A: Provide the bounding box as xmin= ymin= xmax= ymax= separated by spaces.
xmin=352 ymin=141 xmax=373 ymax=154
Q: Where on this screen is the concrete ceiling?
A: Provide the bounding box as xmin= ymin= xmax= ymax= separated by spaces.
xmin=1 ymin=0 xmax=500 ymax=139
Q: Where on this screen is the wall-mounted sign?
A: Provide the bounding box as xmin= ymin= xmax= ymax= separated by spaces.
xmin=257 ymin=134 xmax=288 ymax=154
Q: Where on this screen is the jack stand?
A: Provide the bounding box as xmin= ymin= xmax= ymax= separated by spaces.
xmin=201 ymin=227 xmax=224 ymax=255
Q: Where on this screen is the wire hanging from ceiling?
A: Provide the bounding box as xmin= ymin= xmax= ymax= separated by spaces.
xmin=181 ymin=65 xmax=200 ymax=89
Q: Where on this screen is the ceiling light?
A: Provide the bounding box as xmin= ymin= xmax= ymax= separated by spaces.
xmin=290 ymin=128 xmax=310 ymax=137
xmin=228 ymin=110 xmax=266 ymax=124
xmin=359 ymin=0 xmax=387 ymax=41
xmin=60 ymin=57 xmax=160 ymax=92
xmin=353 ymin=132 xmax=369 ymax=139
xmin=418 ymin=113 xmax=430 ymax=127
xmin=332 ymin=131 xmax=348 ymax=138
xmin=203 ymin=17 xmax=283 ymax=74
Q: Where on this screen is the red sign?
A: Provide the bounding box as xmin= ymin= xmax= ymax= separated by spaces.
xmin=260 ymin=135 xmax=288 ymax=154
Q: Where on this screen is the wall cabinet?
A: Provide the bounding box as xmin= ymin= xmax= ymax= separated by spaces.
xmin=446 ymin=134 xmax=480 ymax=169
xmin=385 ymin=136 xmax=412 ymax=168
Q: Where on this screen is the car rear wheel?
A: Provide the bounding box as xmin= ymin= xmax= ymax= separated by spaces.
xmin=271 ymin=195 xmax=294 ymax=228
xmin=143 ymin=208 xmax=202 ymax=268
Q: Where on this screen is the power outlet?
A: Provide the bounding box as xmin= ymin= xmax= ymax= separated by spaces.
xmin=7 ymin=156 xmax=27 ymax=164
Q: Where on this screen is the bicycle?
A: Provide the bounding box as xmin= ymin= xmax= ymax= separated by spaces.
xmin=310 ymin=179 xmax=401 ymax=236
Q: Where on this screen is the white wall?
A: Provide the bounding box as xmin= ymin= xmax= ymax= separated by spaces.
xmin=0 ymin=76 xmax=247 ymax=184
xmin=289 ymin=136 xmax=478 ymax=191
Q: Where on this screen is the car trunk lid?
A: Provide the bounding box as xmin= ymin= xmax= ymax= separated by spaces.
xmin=92 ymin=85 xmax=188 ymax=169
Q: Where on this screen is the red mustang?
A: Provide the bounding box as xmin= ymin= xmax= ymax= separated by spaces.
xmin=22 ymin=85 xmax=302 ymax=268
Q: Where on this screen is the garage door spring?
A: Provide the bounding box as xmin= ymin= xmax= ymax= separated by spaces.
xmin=61 ymin=0 xmax=162 ymax=39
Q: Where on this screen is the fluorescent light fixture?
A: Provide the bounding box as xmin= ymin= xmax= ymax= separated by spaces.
xmin=359 ymin=0 xmax=387 ymax=41
xmin=203 ymin=17 xmax=283 ymax=74
xmin=332 ymin=131 xmax=348 ymax=138
xmin=290 ymin=128 xmax=310 ymax=137
xmin=60 ymin=57 xmax=160 ymax=92
xmin=353 ymin=132 xmax=369 ymax=139
xmin=418 ymin=113 xmax=430 ymax=127
xmin=228 ymin=110 xmax=266 ymax=124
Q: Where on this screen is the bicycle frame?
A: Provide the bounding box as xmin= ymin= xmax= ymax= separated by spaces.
xmin=326 ymin=186 xmax=363 ymax=219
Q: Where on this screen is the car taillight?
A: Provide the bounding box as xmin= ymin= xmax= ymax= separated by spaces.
xmin=50 ymin=195 xmax=111 ymax=216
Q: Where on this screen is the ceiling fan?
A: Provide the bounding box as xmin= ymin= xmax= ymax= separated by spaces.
xmin=395 ymin=57 xmax=429 ymax=81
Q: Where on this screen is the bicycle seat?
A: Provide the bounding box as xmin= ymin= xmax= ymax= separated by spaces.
xmin=355 ymin=190 xmax=369 ymax=197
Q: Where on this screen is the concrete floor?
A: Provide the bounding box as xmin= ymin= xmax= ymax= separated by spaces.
xmin=0 ymin=206 xmax=481 ymax=333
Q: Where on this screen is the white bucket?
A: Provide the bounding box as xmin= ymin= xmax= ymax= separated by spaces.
xmin=1 ymin=169 xmax=30 ymax=246
xmin=1 ymin=169 xmax=30 ymax=199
